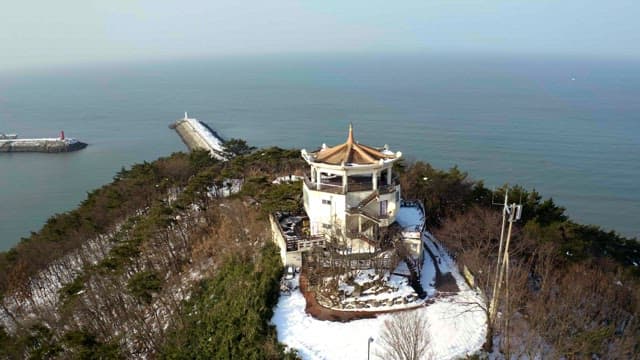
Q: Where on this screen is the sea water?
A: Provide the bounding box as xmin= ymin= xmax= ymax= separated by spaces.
xmin=0 ymin=53 xmax=638 ymax=250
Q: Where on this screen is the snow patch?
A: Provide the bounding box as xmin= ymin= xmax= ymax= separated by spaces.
xmin=396 ymin=203 xmax=425 ymax=232
xmin=273 ymin=175 xmax=304 ymax=184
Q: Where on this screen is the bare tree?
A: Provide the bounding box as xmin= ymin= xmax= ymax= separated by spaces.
xmin=377 ymin=311 xmax=432 ymax=360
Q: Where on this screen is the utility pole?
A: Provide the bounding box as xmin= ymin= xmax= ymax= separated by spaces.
xmin=489 ymin=190 xmax=508 ymax=323
xmin=488 ymin=189 xmax=522 ymax=354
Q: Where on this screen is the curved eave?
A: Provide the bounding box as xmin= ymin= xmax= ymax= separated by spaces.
xmin=301 ymin=149 xmax=402 ymax=171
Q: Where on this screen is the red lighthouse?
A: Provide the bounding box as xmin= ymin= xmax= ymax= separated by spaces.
xmin=60 ymin=130 xmax=65 ymax=140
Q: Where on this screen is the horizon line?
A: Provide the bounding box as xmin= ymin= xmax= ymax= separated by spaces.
xmin=2 ymin=49 xmax=639 ymax=75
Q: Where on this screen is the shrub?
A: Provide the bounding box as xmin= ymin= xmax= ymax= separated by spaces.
xmin=127 ymin=270 xmax=163 ymax=304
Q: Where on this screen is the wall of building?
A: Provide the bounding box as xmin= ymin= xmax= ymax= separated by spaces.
xmin=269 ymin=213 xmax=305 ymax=267
xmin=286 ymin=252 xmax=303 ymax=268
xmin=303 ymin=185 xmax=346 ymax=237
xmin=269 ymin=214 xmax=288 ymax=266
xmin=304 ymin=182 xmax=406 ymax=250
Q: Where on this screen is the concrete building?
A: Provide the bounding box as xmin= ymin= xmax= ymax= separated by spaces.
xmin=270 ymin=125 xmax=425 ymax=268
xmin=301 ymin=124 xmax=402 ymax=253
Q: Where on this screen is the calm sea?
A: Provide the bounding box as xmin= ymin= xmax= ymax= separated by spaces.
xmin=0 ymin=53 xmax=638 ymax=250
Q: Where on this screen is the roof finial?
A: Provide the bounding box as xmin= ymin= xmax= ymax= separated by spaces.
xmin=347 ymin=123 xmax=354 ymax=144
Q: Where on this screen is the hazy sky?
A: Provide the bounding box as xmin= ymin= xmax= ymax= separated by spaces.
xmin=2 ymin=0 xmax=639 ymax=71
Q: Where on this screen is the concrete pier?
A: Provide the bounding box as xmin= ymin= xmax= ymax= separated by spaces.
xmin=170 ymin=113 xmax=226 ymax=160
xmin=0 ymin=138 xmax=87 ymax=153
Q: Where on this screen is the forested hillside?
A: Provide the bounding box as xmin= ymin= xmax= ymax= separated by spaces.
xmin=399 ymin=161 xmax=640 ymax=358
xmin=0 ymin=144 xmax=305 ymax=359
xmin=0 ymin=144 xmax=638 ymax=359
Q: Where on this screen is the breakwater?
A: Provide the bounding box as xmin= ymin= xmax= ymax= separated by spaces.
xmin=0 ymin=138 xmax=87 ymax=153
xmin=169 ymin=113 xmax=226 ymax=160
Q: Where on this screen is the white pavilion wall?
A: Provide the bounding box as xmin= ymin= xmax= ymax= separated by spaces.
xmin=303 ymin=186 xmax=346 ymax=236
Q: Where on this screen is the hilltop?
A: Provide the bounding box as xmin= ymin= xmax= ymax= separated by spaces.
xmin=0 ymin=141 xmax=638 ymax=359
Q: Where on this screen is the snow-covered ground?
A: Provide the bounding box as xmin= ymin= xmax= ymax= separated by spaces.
xmin=273 ymin=175 xmax=304 ymax=184
xmin=208 ymin=179 xmax=243 ymax=198
xmin=330 ymin=268 xmax=428 ymax=312
xmin=271 ymin=235 xmax=487 ymax=360
xmin=0 ymin=227 xmax=123 ymax=331
xmin=396 ymin=204 xmax=425 ymax=232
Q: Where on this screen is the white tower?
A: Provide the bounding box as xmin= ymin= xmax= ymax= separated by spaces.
xmin=301 ymin=124 xmax=402 ymax=252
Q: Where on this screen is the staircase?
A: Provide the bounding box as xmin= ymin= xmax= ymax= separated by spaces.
xmin=355 ymin=189 xmax=379 ymax=210
xmin=347 ymin=190 xmax=383 ymax=225
xmin=357 ymin=234 xmax=377 ymax=248
xmin=393 ymin=235 xmax=426 ymax=299
xmin=358 ymin=210 xmax=382 ymax=224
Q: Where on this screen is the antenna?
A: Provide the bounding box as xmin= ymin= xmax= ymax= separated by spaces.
xmin=491 ymin=184 xmax=509 ymax=206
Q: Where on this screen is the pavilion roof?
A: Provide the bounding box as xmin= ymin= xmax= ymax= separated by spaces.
xmin=310 ymin=125 xmax=396 ymax=165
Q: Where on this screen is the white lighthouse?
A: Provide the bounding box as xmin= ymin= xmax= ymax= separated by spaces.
xmin=301 ymin=124 xmax=402 ymax=252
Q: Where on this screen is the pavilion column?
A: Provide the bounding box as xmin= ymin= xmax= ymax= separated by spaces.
xmin=372 ymin=171 xmax=378 ymax=190
xmin=387 ymin=168 xmax=392 ymax=185
xmin=316 ymin=168 xmax=321 ymax=190
xmin=342 ymin=173 xmax=348 ymax=192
